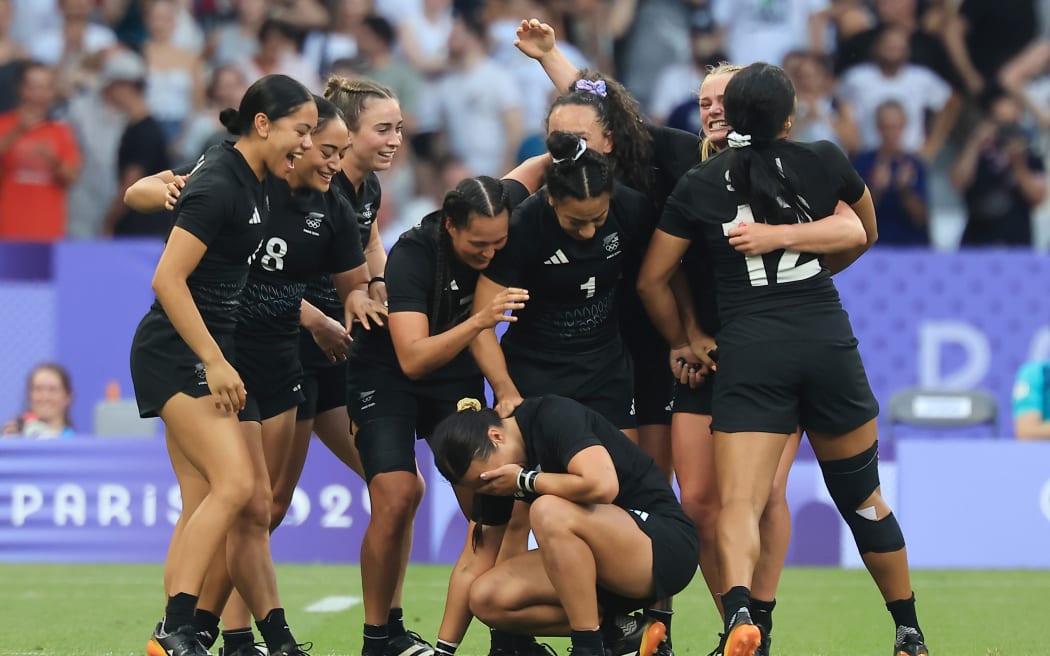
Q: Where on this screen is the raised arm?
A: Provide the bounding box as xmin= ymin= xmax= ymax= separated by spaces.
xmin=514 ymin=19 xmax=579 ymax=93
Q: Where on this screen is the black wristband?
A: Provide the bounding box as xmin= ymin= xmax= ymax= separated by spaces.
xmin=516 ymin=468 xmax=539 ymax=494
xmin=368 ymin=276 xmax=385 ymax=287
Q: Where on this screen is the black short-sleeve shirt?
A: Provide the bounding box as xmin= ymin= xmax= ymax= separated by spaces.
xmin=237 ymin=180 xmax=367 ymax=344
xmin=484 ymin=185 xmax=654 ymax=354
xmin=473 ymin=395 xmax=686 ymax=525
xmin=303 ymin=170 xmax=384 ymax=319
xmin=660 ymin=140 xmax=866 ymax=323
xmin=351 ymin=179 xmax=530 ymax=380
xmin=150 ymin=141 xmax=269 ymax=335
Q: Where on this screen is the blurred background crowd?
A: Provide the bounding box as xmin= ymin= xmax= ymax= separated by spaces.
xmin=0 ymin=0 xmax=1048 ymax=250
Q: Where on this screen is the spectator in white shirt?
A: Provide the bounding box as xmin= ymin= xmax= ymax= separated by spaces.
xmin=838 ymin=24 xmax=955 ymax=161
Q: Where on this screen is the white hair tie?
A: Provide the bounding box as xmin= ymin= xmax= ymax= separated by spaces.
xmin=552 ymin=137 xmax=588 ymax=164
xmin=727 ymin=131 xmax=752 ymax=149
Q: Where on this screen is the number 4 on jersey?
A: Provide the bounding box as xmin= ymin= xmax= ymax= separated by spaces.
xmin=722 ymin=204 xmax=820 ymax=287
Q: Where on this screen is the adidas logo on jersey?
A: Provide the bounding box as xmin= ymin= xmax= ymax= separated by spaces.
xmin=544 ymin=249 xmax=569 ymax=265
xmin=249 ymin=205 xmax=262 ymax=224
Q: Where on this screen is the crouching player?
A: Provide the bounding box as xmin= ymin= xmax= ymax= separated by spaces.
xmin=430 ymin=395 xmax=698 ymax=656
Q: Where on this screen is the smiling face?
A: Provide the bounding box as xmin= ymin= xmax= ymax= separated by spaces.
xmin=28 ymin=367 xmax=71 ymax=426
xmin=550 ymin=193 xmax=610 ymax=241
xmin=448 ymin=211 xmax=510 ymax=270
xmin=260 ymin=101 xmax=318 ymax=179
xmin=547 ymin=103 xmax=613 ymax=155
xmin=348 ymin=97 xmax=403 ymax=174
xmin=699 ymin=71 xmax=734 ymax=149
xmin=290 ymin=117 xmax=350 ymax=192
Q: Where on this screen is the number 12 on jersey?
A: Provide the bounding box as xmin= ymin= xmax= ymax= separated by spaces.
xmin=722 ymin=205 xmax=821 ymax=287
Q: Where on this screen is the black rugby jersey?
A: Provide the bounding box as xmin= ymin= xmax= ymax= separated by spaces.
xmin=303 ymin=170 xmax=384 ymax=320
xmin=351 ymin=180 xmax=530 ymax=381
xmin=660 ymin=140 xmax=866 ymax=323
xmin=484 ymin=185 xmax=652 ymax=354
xmin=473 ymin=395 xmax=688 ymax=525
xmin=151 ymin=141 xmax=269 ymax=335
xmin=237 ymin=179 xmax=366 ymax=345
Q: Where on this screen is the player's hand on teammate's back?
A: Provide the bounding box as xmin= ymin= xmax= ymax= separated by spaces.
xmin=164 ymin=175 xmax=189 ymax=210
xmin=476 ymin=287 xmax=529 ymax=329
xmin=495 ymin=395 xmax=524 ymax=418
xmin=727 ymin=221 xmax=785 ymax=256
xmin=205 ymin=357 xmax=246 ymax=413
xmin=309 ymin=314 xmax=352 ymax=361
xmin=346 ymin=289 xmax=388 ymax=330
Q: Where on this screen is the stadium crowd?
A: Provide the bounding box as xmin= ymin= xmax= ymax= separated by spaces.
xmin=0 ymin=0 xmax=1047 ymax=248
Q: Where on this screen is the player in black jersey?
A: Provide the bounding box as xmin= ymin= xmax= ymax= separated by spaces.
xmin=346 ymin=157 xmax=543 ymax=656
xmin=516 ymin=20 xmax=698 ymax=484
xmin=129 ymin=75 xmax=316 ymax=656
xmin=639 ymin=63 xmax=925 ymax=656
xmin=428 ymin=396 xmax=698 ymax=656
xmin=472 ymin=131 xmax=653 ymax=434
xmin=516 ymin=26 xmax=802 ymax=652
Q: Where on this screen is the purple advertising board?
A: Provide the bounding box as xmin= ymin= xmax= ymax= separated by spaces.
xmin=0 ymin=437 xmax=468 ymax=564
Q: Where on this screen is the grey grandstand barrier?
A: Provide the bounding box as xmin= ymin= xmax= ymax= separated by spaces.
xmin=93 ymin=399 xmax=159 ymax=437
xmin=885 ymin=386 xmax=999 ymax=439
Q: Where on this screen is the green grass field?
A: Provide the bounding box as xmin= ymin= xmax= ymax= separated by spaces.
xmin=1 ymin=564 xmax=1046 ymax=656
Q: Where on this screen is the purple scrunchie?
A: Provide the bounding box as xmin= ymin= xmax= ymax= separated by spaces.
xmin=574 ymin=79 xmax=607 ymax=97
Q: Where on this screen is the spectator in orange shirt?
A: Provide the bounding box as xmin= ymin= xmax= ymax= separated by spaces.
xmin=0 ymin=60 xmax=81 ymax=241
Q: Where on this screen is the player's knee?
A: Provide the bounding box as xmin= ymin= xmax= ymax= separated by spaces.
xmin=468 ymin=573 xmax=509 ymax=625
xmin=679 ymin=490 xmax=719 ymax=537
xmin=528 ymin=495 xmax=574 ymax=538
xmin=239 ymin=480 xmax=274 ymax=529
xmin=211 ymin=470 xmax=254 ymax=513
xmin=819 ymin=441 xmax=904 ymax=554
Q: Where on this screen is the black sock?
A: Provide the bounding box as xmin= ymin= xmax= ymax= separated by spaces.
xmin=750 ymin=598 xmax=775 ymax=637
xmin=512 ymin=634 xmax=538 ymax=652
xmin=644 ymin=609 xmax=673 ymax=643
xmin=570 ymin=629 xmax=604 ymax=654
xmin=163 ymin=592 xmax=198 ymax=633
xmin=256 ymin=608 xmax=295 ymax=651
xmin=886 ymin=594 xmax=922 ymax=638
xmin=364 ymin=623 xmax=389 ymax=654
xmin=435 ymin=640 xmax=459 ymax=656
xmin=490 ymin=628 xmax=515 ymax=654
xmin=222 ymin=628 xmax=255 ymax=654
xmin=388 ymin=608 xmax=406 ymax=637
xmin=193 ymin=609 xmax=221 ymax=648
xmin=721 ymin=586 xmax=751 ymax=633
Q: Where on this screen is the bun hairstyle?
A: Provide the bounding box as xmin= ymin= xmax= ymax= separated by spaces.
xmin=723 ymin=62 xmax=806 ymax=224
xmin=312 ymin=94 xmax=347 ymax=132
xmin=218 ymin=73 xmax=313 ymax=136
xmin=544 ymin=131 xmax=615 ymax=202
xmin=430 ymin=176 xmax=509 ymax=332
xmin=323 ymin=76 xmax=397 ymax=131
xmin=430 ymin=399 xmax=503 ymax=485
xmin=545 ymin=70 xmax=653 ymax=192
